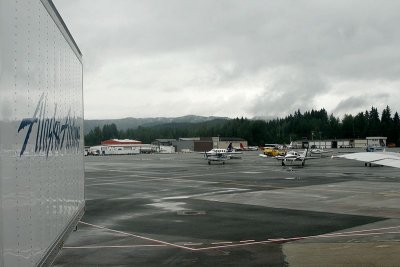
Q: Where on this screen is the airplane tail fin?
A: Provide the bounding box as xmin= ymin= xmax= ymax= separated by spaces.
xmin=227 ymin=142 xmax=233 ymax=152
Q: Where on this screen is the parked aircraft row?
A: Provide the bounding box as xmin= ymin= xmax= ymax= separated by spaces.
xmin=203 ymin=141 xmax=400 ymax=170
xmin=236 ymin=143 xmax=259 ymax=151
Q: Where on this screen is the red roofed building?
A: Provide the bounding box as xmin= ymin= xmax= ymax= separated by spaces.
xmin=101 ymin=139 xmax=142 ymax=145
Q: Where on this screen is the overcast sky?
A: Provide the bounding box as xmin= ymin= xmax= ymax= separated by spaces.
xmin=54 ymin=0 xmax=400 ymax=120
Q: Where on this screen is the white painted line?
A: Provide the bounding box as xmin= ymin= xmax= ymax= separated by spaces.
xmin=162 ymin=188 xmax=249 ymax=200
xmin=183 ymin=243 xmax=203 ymax=246
xmin=195 ymin=226 xmax=400 ymax=251
xmin=211 ymin=242 xmax=233 ymax=245
xmin=267 ymin=238 xmax=286 ymax=242
xmin=313 ymin=225 xmax=400 ymax=238
xmin=85 ymin=175 xmax=219 ymax=187
xmin=310 ymin=231 xmax=400 ymax=240
xmin=64 ymin=245 xmax=167 ymax=249
xmin=77 ymin=222 xmax=400 ymax=252
xmin=79 ymin=221 xmax=195 ymax=251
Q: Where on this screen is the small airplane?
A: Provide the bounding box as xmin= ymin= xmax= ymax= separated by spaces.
xmin=260 ymin=149 xmax=318 ymax=166
xmin=205 ymin=143 xmax=243 ymax=156
xmin=204 ymin=143 xmax=242 ymax=164
xmin=286 ymin=142 xmax=294 ymax=149
xmin=204 ymin=152 xmax=230 ymax=165
xmin=236 ymin=143 xmax=259 ymax=151
xmin=335 ymin=151 xmax=400 ymax=168
xmin=309 ymin=148 xmax=333 ymax=155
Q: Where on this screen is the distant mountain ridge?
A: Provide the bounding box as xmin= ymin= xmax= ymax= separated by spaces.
xmin=84 ymin=115 xmax=229 ymax=134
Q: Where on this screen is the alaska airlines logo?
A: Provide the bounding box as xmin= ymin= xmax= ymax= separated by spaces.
xmin=17 ymin=93 xmax=81 ymax=157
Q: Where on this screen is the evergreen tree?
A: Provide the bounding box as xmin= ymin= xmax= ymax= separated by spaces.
xmin=353 ymin=112 xmax=367 ymax=138
xmin=393 ymin=112 xmax=400 ymax=145
xmin=102 ymin=123 xmax=118 ymax=140
xmin=342 ymin=114 xmax=355 ymax=138
xmin=84 ymin=126 xmax=103 ymax=146
xmin=368 ymin=107 xmax=381 ymax=136
xmin=381 ymin=106 xmax=393 ymax=143
xmin=329 ymin=114 xmax=340 ymax=139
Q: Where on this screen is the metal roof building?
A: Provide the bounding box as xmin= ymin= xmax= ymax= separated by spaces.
xmin=101 ymin=139 xmax=142 ymax=145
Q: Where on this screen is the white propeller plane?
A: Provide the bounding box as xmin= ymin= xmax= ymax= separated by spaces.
xmin=204 ymin=143 xmax=242 ymax=164
xmin=275 ymin=149 xmax=319 ymax=166
xmin=310 ymin=148 xmax=333 ymax=155
xmin=260 ymin=149 xmax=319 ymax=166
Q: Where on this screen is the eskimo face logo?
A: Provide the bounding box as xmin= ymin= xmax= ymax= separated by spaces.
xmin=17 ymin=93 xmax=81 ymax=157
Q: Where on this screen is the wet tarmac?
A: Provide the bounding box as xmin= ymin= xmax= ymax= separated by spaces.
xmin=53 ymin=150 xmax=400 ymax=266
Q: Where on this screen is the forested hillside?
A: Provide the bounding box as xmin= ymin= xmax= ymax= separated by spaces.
xmin=85 ymin=106 xmax=400 ymax=146
xmin=84 ymin=115 xmax=228 ymax=134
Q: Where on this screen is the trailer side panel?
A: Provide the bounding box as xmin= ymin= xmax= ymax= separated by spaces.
xmin=0 ymin=1 xmax=84 ymax=266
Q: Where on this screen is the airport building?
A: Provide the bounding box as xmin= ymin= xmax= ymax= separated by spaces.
xmin=213 ymin=137 xmax=248 ymax=149
xmin=307 ymin=139 xmax=353 ymax=149
xmin=293 ymin=136 xmax=387 ymax=149
xmin=101 ymin=139 xmax=142 ymax=145
xmin=89 ymin=139 xmax=157 ymax=155
xmin=366 ymin=137 xmax=387 ymax=147
xmin=172 ymin=137 xmax=213 ymax=152
xmin=153 ymin=139 xmax=177 ymax=147
xmin=154 ymin=137 xmax=249 ymax=152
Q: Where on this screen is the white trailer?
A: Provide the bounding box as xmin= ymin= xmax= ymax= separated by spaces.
xmin=354 ymin=139 xmax=368 ymax=148
xmin=337 ymin=140 xmax=351 ymax=148
xmin=102 ymin=146 xmax=140 ymax=155
xmin=159 ymin=146 xmax=176 ymax=154
xmin=0 ymin=1 xmax=84 ymax=266
xmin=309 ymin=140 xmax=331 ymax=149
xmin=366 ymin=137 xmax=387 ymax=147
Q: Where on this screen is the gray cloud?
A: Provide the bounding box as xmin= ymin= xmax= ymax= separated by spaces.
xmin=332 ymin=96 xmax=368 ymax=115
xmin=54 ymin=0 xmax=400 ymax=119
xmin=250 ymin=67 xmax=327 ymax=117
xmin=332 ymin=93 xmax=391 ymax=116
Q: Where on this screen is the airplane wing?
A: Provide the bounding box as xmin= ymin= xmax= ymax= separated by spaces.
xmin=207 ymin=156 xmax=228 ymax=162
xmin=205 ymin=153 xmax=230 ymax=164
xmin=337 ymin=152 xmax=400 ymax=168
xmin=228 ymin=151 xmax=243 ymax=155
xmin=311 ymin=149 xmax=333 ymax=154
xmin=304 ymin=156 xmax=319 ymax=160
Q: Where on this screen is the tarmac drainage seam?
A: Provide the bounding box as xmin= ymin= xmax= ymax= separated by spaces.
xmin=177 ymin=210 xmax=206 ymax=216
